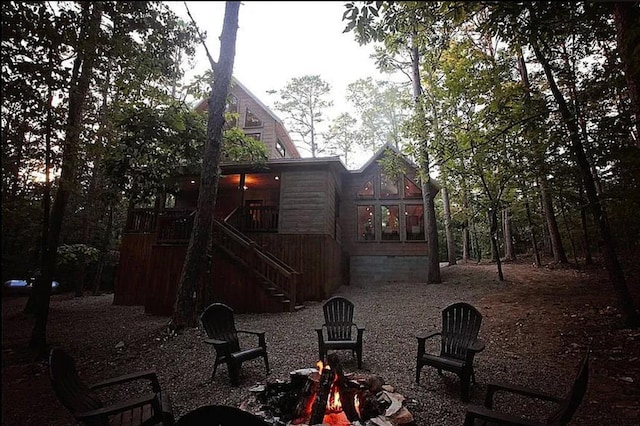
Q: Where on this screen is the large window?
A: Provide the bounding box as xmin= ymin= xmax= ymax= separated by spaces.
xmin=225 ymin=94 xmax=239 ymax=128
xmin=355 ymin=172 xmax=424 ymax=242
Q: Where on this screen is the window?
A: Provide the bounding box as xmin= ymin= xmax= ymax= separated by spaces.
xmin=381 ymin=205 xmax=400 ymax=240
xmin=276 ymin=138 xmax=286 ymax=157
xmin=380 ymin=173 xmax=399 ymax=198
xmin=355 ymin=170 xmax=425 ymax=242
xmin=245 ymin=132 xmax=261 ymax=141
xmin=244 ymin=107 xmax=263 ymax=128
xmin=357 ymin=205 xmax=375 ymax=241
xmin=357 ymin=179 xmax=374 ymax=198
xmin=225 ymin=94 xmax=239 ymax=128
xmin=404 ymin=176 xmax=422 ymax=198
xmin=405 ymin=204 xmax=424 ymax=240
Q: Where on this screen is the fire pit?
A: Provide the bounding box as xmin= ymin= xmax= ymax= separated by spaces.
xmin=240 ymin=354 xmax=415 ymax=425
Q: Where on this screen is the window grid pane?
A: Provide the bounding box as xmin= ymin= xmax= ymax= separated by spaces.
xmin=405 ymin=204 xmax=425 ymax=240
xmin=357 ymin=205 xmax=375 ymax=241
xmin=381 ymin=205 xmax=400 ymax=240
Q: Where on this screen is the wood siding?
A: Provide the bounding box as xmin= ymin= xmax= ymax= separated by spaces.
xmin=113 ymin=234 xmax=155 ymax=306
xmin=279 ymin=168 xmax=334 ymax=235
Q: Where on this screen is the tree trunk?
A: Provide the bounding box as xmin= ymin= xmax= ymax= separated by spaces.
xmin=524 ymin=193 xmax=541 ymax=267
xmin=29 ymin=2 xmax=103 ymax=356
xmin=489 ymin=206 xmax=504 ymax=281
xmin=530 ymin=26 xmax=639 ymax=327
xmin=538 ymin=176 xmax=568 ymax=263
xmin=171 ymin=1 xmax=240 ymax=330
xmin=442 ymin=187 xmax=456 ymax=265
xmin=411 ymin=35 xmax=440 ymax=283
xmin=502 ymin=207 xmax=516 ymax=261
xmin=612 ymin=1 xmax=640 ymax=145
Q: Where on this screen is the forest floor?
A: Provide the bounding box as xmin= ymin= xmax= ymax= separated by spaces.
xmin=2 ymin=256 xmax=639 ymax=425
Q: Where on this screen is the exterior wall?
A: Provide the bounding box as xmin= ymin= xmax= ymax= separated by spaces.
xmin=279 ymin=167 xmax=335 ymax=235
xmin=349 ymin=255 xmax=428 ymax=285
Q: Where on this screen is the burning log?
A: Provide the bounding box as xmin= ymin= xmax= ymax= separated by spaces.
xmin=308 ymin=362 xmax=335 ymax=425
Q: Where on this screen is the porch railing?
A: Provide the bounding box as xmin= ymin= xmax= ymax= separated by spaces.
xmin=125 ymin=208 xmax=157 ymax=233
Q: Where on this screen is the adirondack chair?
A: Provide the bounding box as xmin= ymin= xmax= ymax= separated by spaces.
xmin=463 ymin=351 xmax=590 ymax=425
xmin=416 ymin=302 xmax=485 ymax=402
xmin=175 ymin=405 xmax=268 ymax=426
xmin=48 ymin=347 xmax=174 ymax=426
xmin=200 ymin=303 xmax=270 ymax=386
xmin=316 ymin=296 xmax=365 ymax=368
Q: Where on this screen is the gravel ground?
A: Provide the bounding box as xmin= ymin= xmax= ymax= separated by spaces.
xmin=2 ymin=261 xmax=639 ymax=425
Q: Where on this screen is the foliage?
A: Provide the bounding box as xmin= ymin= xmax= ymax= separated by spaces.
xmin=270 ymin=75 xmax=333 ymax=157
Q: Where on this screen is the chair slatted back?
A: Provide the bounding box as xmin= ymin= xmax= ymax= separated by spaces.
xmin=200 ymin=303 xmax=240 ymax=353
xmin=49 ymin=348 xmax=107 ymax=426
xmin=440 ymin=302 xmax=482 ymax=361
xmin=546 ymin=352 xmax=590 ymax=425
xmin=323 ymin=296 xmax=355 ymax=341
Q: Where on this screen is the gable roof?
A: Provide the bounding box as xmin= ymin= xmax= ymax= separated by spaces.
xmin=194 ymin=76 xmax=300 ymax=158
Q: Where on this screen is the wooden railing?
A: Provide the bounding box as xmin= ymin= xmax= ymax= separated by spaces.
xmin=213 ymin=219 xmax=299 ymax=310
xmin=156 ymin=209 xmax=194 ymax=243
xmin=125 ymin=208 xmax=157 ymax=233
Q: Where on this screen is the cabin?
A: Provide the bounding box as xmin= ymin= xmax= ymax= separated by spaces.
xmin=114 ymin=78 xmax=433 ymax=315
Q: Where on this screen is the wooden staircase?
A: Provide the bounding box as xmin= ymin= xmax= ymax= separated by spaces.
xmin=212 ymin=219 xmax=301 ymax=312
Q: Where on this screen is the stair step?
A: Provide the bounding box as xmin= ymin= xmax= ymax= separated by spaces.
xmin=294 ymin=304 xmax=305 ymax=311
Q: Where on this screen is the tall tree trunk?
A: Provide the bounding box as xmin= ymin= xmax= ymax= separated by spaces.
xmin=461 ymin=177 xmax=471 ymax=262
xmin=530 ymin=25 xmax=640 ymax=327
xmin=29 ymin=2 xmax=103 ymax=355
xmin=411 ymin=35 xmax=440 ymax=283
xmin=442 ymin=187 xmax=456 ymax=265
xmin=489 ymin=206 xmax=504 ymax=281
xmin=538 ymin=176 xmax=568 ymax=263
xmin=524 ymin=191 xmax=542 ymax=267
xmin=612 ymin=1 xmax=640 ymax=145
xmin=171 ymin=2 xmax=240 ymax=330
xmin=579 ymin=185 xmax=593 ymax=265
xmin=502 ymin=207 xmax=516 ymax=261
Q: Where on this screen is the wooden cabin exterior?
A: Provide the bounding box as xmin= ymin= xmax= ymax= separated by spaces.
xmin=114 ymin=79 xmax=433 ymax=316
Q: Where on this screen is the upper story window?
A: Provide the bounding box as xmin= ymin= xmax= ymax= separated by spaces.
xmin=244 ymin=107 xmax=263 ymax=128
xmin=226 ymin=94 xmax=239 ymax=128
xmin=404 ymin=176 xmax=422 ymax=198
xmin=380 ymin=173 xmax=399 ymax=198
xmin=276 ymin=138 xmax=286 ymax=157
xmin=245 ymin=132 xmax=261 ymax=141
xmin=356 ymin=179 xmax=375 ymax=198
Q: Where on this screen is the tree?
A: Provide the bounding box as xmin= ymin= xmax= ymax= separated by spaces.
xmin=171 ymin=1 xmax=241 ymax=330
xmin=325 ymin=112 xmax=360 ymax=169
xmin=271 ymin=75 xmax=333 ymax=157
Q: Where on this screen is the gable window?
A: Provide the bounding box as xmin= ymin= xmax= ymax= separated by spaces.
xmin=276 ymin=138 xmax=286 ymax=157
xmin=357 ymin=179 xmax=374 ymax=198
xmin=225 ymin=94 xmax=239 ymax=128
xmin=355 ymin=171 xmax=424 ymax=242
xmin=244 ymin=107 xmax=263 ymax=128
xmin=380 ymin=173 xmax=399 ymax=198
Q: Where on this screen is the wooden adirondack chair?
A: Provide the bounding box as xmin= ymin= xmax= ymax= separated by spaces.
xmin=416 ymin=302 xmax=485 ymax=402
xmin=200 ymin=303 xmax=270 ymax=386
xmin=463 ymin=351 xmax=590 ymax=425
xmin=316 ymin=296 xmax=365 ymax=369
xmin=48 ymin=347 xmax=174 ymax=426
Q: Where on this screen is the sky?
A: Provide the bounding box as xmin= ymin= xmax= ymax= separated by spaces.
xmin=168 ymin=1 xmax=392 ymax=166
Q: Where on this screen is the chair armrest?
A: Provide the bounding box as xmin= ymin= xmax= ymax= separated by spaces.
xmin=237 ymin=330 xmax=266 ymax=347
xmin=89 ymin=369 xmax=160 ymax=393
xmin=416 ymin=331 xmax=440 ymax=341
xmin=204 ymin=338 xmax=229 ymax=349
xmin=464 ymin=405 xmax=541 ymax=426
xmin=485 ymin=381 xmax=563 ymax=408
xmin=76 ymin=392 xmax=160 ymax=421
